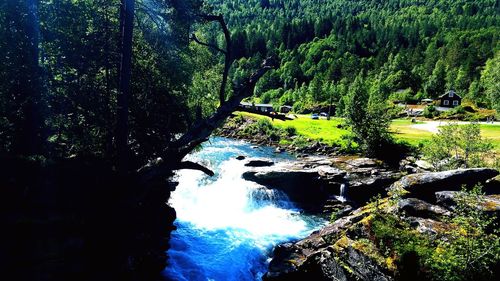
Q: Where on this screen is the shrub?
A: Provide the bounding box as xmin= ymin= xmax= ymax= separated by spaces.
xmin=370 ymin=185 xmax=499 ymax=281
xmin=427 ymin=185 xmax=500 ymax=281
xmin=424 ymin=122 xmax=493 ymax=170
xmin=284 ymin=126 xmax=297 ymax=137
xmin=256 ymin=118 xmax=274 ymax=134
xmin=423 ymin=105 xmax=439 ymax=118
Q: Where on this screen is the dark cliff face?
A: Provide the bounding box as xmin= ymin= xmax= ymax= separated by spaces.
xmin=0 ymin=156 xmax=176 ymax=281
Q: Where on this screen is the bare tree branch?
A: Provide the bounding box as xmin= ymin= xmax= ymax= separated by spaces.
xmin=190 ymin=34 xmax=227 ymax=54
xmin=172 ymin=57 xmax=277 ymax=150
xmin=197 ymin=14 xmax=232 ymax=105
xmin=175 ymin=161 xmax=214 ymax=176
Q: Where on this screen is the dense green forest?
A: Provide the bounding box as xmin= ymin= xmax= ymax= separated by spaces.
xmin=197 ymin=0 xmax=500 ymax=114
xmin=1 ymin=1 xmax=499 ymax=280
xmin=0 ymin=0 xmax=209 ymax=160
xmin=1 ymin=0 xmax=499 ymax=159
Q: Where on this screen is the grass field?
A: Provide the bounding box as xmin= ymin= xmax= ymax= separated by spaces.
xmin=238 ymin=112 xmax=349 ymax=145
xmin=236 ymin=112 xmax=500 ymax=151
xmin=389 ymin=119 xmax=433 ymax=145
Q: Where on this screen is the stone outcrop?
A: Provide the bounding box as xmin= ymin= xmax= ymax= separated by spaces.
xmin=242 ymin=156 xmax=402 ymax=211
xmin=242 ymin=159 xmax=345 ymax=211
xmin=265 ymin=167 xmax=500 ymax=281
xmin=389 ymin=168 xmax=499 ymax=201
xmin=398 ymin=198 xmax=451 ymax=219
xmin=435 ymin=191 xmax=500 ymax=216
xmin=264 ymin=206 xmax=393 ymax=281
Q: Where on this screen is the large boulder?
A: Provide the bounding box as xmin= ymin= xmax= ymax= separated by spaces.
xmin=398 ymin=198 xmax=451 ymax=219
xmin=242 ymin=162 xmax=346 ymax=211
xmin=347 ymin=172 xmax=401 ymax=203
xmin=389 ymin=168 xmax=499 ymax=201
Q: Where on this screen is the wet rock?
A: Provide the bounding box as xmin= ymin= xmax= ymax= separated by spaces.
xmin=389 ymin=168 xmax=499 ymax=201
xmin=236 ymin=155 xmax=246 ymax=160
xmin=398 ymin=198 xmax=451 ymax=219
xmin=347 ymin=172 xmax=402 ymax=204
xmin=242 ymin=162 xmax=346 ymax=211
xmin=244 ymin=158 xmax=274 ymax=167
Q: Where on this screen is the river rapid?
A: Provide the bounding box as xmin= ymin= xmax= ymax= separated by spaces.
xmin=163 ymin=137 xmax=326 ymax=281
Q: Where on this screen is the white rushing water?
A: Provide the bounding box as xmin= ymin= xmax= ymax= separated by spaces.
xmin=163 ymin=137 xmax=325 ymax=281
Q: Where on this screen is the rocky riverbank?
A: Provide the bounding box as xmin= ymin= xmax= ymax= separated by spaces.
xmin=240 ymin=155 xmax=403 ymax=214
xmin=262 ymin=168 xmax=500 ymax=281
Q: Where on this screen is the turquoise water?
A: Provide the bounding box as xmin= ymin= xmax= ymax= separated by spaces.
xmin=163 ymin=137 xmax=325 ymax=281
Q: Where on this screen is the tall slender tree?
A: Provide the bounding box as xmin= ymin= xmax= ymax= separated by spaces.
xmin=116 ymin=0 xmax=135 ymax=172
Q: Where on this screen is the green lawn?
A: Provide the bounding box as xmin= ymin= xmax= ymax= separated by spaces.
xmin=390 ymin=119 xmax=433 ymax=145
xmin=390 ymin=119 xmax=500 ymax=151
xmin=471 ymin=124 xmax=500 ymax=150
xmin=236 ymin=112 xmax=500 ymax=151
xmin=237 ymin=112 xmax=350 ymax=145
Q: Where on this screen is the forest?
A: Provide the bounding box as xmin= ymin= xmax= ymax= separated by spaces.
xmin=0 ymin=1 xmax=499 ymax=281
xmin=201 ymin=0 xmax=500 ymax=114
xmin=1 ymin=0 xmax=499 ymax=159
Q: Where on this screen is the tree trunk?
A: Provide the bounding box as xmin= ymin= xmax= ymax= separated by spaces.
xmin=15 ymin=0 xmax=44 ymax=156
xmin=116 ymin=0 xmax=135 ymax=173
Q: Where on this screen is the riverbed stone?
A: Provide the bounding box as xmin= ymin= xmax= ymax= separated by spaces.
xmin=244 ymin=158 xmax=274 ymax=167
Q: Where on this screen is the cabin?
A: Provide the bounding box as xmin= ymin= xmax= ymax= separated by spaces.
xmin=240 ymin=102 xmax=274 ymax=113
xmin=438 ymin=90 xmax=462 ymax=108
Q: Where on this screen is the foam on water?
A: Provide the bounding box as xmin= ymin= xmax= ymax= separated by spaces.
xmin=163 ymin=137 xmax=325 ymax=281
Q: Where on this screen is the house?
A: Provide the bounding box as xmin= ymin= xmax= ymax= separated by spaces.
xmin=437 ymin=90 xmax=461 ymax=108
xmin=240 ymin=102 xmax=274 ymax=113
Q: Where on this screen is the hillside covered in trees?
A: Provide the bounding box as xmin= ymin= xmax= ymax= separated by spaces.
xmin=1 ymin=1 xmax=499 ymax=281
xmin=197 ymin=0 xmax=499 ymax=114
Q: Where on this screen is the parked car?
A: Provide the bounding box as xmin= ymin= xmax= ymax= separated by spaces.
xmin=311 ymin=113 xmax=319 ymax=120
xmin=319 ymin=112 xmax=328 ymax=118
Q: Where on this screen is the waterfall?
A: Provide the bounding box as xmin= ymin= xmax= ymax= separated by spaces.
xmin=337 ymin=183 xmax=348 ymax=202
xmin=163 ymin=137 xmax=325 ymax=281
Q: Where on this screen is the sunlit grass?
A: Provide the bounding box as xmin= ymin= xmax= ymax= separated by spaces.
xmin=390 ymin=119 xmax=433 ymax=146
xmin=235 ymin=113 xmax=500 ymax=151
xmin=236 ymin=112 xmax=349 ymax=145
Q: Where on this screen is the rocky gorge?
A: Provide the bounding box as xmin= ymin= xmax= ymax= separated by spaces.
xmin=216 ymin=114 xmax=500 ymax=280
xmin=242 ymin=157 xmax=500 ymax=281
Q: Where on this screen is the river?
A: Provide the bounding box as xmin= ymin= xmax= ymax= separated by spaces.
xmin=163 ymin=137 xmax=326 ymax=281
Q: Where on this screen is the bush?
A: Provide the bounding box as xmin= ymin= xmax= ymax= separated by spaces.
xmin=284 ymin=126 xmax=297 ymax=137
xmin=427 ymin=185 xmax=500 ymax=281
xmin=423 ymin=105 xmax=439 ymax=118
xmin=424 ymin=122 xmax=494 ymax=170
xmin=370 ymin=185 xmax=499 ymax=281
